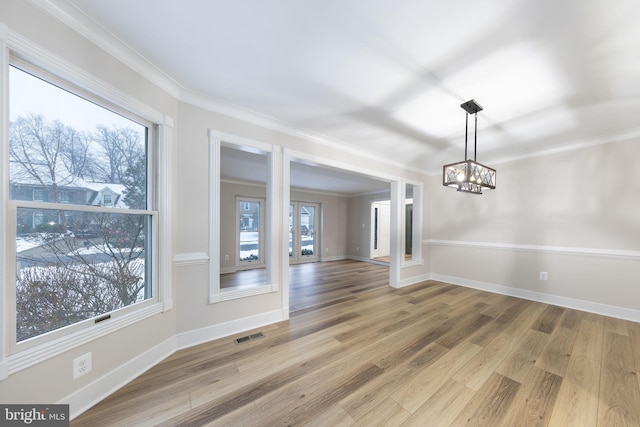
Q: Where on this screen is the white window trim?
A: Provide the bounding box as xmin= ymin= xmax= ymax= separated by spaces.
xmin=209 ymin=130 xmax=280 ymax=303
xmin=0 ymin=24 xmax=173 ymax=377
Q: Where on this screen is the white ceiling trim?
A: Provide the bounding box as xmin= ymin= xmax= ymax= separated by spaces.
xmin=31 ymin=0 xmax=181 ymax=98
xmin=30 ymin=0 xmax=640 ymax=179
xmin=32 ymin=0 xmax=428 ymax=177
xmin=183 ymin=89 xmax=426 ymax=175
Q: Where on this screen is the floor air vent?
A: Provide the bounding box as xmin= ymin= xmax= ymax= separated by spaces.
xmin=234 ymin=331 xmax=264 ymax=344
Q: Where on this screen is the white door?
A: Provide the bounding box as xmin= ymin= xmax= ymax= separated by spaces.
xmin=371 ymin=200 xmax=390 ymax=259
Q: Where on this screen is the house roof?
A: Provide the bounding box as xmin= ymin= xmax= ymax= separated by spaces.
xmin=10 ymin=176 xmax=128 ymax=208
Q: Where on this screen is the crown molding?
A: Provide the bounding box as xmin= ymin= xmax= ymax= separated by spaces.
xmin=30 ymin=0 xmax=181 ymax=98
xmin=33 ymin=1 xmax=426 ymax=178
xmin=181 ymin=89 xmax=426 ymax=176
xmin=42 ymin=1 xmax=638 ymax=180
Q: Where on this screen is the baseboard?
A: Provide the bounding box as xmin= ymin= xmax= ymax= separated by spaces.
xmin=430 ymin=273 xmax=640 ymax=323
xmin=320 ymin=255 xmax=347 ymax=262
xmin=63 ymin=336 xmax=177 ymax=420
xmin=0 ymin=360 xmax=7 ymax=381
xmin=347 ymin=255 xmax=389 ymax=266
xmin=176 ymin=309 xmax=284 ymax=350
xmin=394 ymin=273 xmax=431 ymax=289
xmin=64 ymin=308 xmax=285 ymax=420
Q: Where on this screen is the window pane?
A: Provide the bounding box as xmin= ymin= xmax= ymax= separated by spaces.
xmin=16 ymin=208 xmax=151 ymax=342
xmin=300 ymin=205 xmax=315 ymax=256
xmin=239 ymin=200 xmax=260 ymax=262
xmin=9 ymin=66 xmax=147 ymax=210
xmin=289 ymin=204 xmax=294 ymax=257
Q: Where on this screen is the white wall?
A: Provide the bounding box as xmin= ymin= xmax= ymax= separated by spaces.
xmin=428 ymin=136 xmax=640 ymax=320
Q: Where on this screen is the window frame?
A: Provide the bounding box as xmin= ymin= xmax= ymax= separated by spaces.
xmin=0 ymin=32 xmax=173 ymax=377
xmin=32 ymin=189 xmax=44 ymax=201
xmin=236 ymin=196 xmax=265 ymax=266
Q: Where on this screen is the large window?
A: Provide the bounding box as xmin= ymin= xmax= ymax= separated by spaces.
xmin=7 ymin=63 xmax=156 ymax=345
xmin=237 ymin=197 xmax=263 ymax=264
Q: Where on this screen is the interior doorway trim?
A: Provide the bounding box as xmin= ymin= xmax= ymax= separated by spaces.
xmin=208 ymin=129 xmax=280 ymax=303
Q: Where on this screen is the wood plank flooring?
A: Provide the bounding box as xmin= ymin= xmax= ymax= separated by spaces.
xmin=71 ymin=260 xmax=640 ymax=426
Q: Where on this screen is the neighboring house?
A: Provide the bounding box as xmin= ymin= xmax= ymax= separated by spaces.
xmin=239 ymin=201 xmax=260 ymax=231
xmin=10 ymin=179 xmax=126 ymax=232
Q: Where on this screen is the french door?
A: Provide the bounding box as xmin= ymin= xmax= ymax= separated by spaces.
xmin=289 ymin=202 xmax=320 ymax=263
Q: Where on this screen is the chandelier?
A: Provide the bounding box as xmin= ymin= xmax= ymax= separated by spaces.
xmin=442 ymin=99 xmax=496 ymax=194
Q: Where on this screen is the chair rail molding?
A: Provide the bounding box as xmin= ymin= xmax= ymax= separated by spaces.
xmin=426 ymin=239 xmax=640 ymax=260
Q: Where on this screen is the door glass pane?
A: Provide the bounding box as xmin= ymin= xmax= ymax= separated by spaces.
xmin=239 ymin=200 xmax=260 ymax=262
xmin=300 ymin=205 xmax=315 ymax=257
xmin=289 ymin=204 xmax=294 ymax=257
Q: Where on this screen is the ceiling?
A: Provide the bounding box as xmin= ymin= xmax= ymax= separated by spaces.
xmin=46 ymin=0 xmax=639 ymax=192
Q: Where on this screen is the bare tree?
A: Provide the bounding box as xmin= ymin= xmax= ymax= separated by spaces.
xmin=11 ymin=115 xmax=149 ymax=340
xmin=9 ymin=114 xmax=93 ymax=203
xmin=94 ymin=125 xmax=145 ymax=184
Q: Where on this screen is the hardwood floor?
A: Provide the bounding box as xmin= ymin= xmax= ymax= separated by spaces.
xmin=71 ymin=260 xmax=640 ymax=426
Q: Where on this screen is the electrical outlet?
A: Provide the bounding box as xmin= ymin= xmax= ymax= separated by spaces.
xmin=539 ymin=272 xmax=548 ymax=281
xmin=73 ymin=352 xmax=92 ymax=379
xmin=224 ymin=254 xmax=229 ymax=261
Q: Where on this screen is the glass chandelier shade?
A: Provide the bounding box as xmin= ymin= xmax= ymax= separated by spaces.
xmin=442 ymin=99 xmax=496 ymax=195
xmin=442 ymin=159 xmax=496 ymax=194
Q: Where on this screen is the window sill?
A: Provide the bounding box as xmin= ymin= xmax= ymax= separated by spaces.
xmin=5 ymin=302 xmax=164 ymax=377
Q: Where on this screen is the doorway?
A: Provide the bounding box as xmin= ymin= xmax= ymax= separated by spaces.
xmin=289 ymin=202 xmax=320 ymax=263
xmin=371 ymin=200 xmax=391 ymax=261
